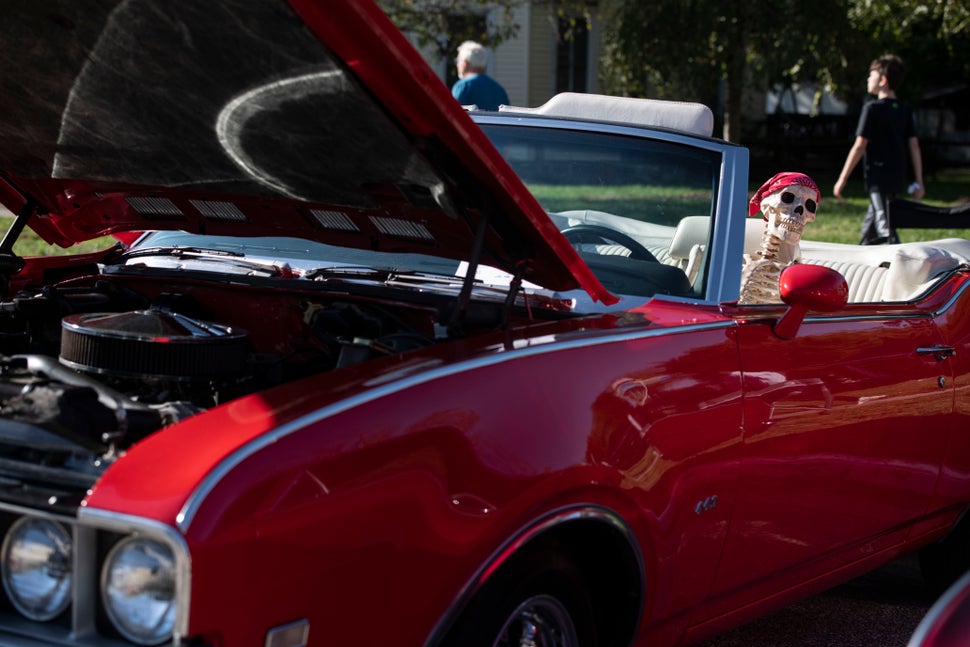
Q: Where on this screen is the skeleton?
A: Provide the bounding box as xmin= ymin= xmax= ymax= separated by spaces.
xmin=738 ymin=173 xmax=819 ymax=304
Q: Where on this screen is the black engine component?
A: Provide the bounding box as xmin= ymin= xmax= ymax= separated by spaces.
xmin=0 ymin=282 xmax=435 ymax=507
xmin=60 ymin=309 xmax=249 ymax=380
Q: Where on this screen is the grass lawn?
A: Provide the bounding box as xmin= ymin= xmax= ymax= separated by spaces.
xmin=0 ymin=217 xmax=118 ymax=257
xmin=2 ymin=167 xmax=968 ymax=256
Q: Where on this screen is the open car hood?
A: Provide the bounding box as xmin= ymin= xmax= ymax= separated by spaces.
xmin=0 ymin=0 xmax=613 ymax=302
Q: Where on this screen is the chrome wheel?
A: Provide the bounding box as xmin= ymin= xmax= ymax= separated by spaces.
xmin=493 ymin=594 xmax=579 ymax=647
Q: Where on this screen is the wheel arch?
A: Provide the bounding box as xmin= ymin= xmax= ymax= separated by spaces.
xmin=426 ymin=504 xmax=645 ymax=647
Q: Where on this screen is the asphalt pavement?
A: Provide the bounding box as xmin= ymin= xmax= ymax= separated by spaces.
xmin=695 ymin=554 xmax=937 ymax=647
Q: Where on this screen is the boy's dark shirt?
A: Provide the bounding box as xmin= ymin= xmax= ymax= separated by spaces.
xmin=856 ymin=97 xmax=916 ymax=194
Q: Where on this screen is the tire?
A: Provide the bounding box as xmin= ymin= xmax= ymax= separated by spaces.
xmin=442 ymin=551 xmax=598 ymax=647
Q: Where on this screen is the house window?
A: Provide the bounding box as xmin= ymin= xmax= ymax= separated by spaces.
xmin=555 ymin=17 xmax=588 ymax=93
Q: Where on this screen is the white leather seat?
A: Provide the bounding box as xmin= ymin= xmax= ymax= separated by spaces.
xmin=668 ymin=216 xmax=710 ymax=283
xmin=804 ymin=258 xmax=890 ymax=302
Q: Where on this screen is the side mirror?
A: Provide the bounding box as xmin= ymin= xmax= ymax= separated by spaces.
xmin=774 ymin=264 xmax=848 ymax=339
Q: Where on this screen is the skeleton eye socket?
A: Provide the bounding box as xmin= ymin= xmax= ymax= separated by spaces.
xmin=780 ymin=191 xmax=818 ymax=213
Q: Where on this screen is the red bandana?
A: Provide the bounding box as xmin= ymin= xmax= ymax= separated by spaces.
xmin=748 ymin=172 xmax=820 ymax=217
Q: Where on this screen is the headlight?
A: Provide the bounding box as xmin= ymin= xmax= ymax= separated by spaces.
xmin=1 ymin=517 xmax=73 ymax=621
xmin=101 ymin=536 xmax=176 ymax=645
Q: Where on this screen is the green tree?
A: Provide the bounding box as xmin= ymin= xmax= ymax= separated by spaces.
xmin=849 ymin=0 xmax=970 ymax=50
xmin=377 ymin=0 xmax=968 ymax=148
xmin=598 ymin=0 xmax=861 ymax=143
xmin=377 ymin=0 xmax=522 ymax=67
xmin=845 ymin=0 xmax=970 ymax=101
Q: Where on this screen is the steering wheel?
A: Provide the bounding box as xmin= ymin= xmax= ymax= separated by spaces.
xmin=561 ymin=225 xmax=659 ymax=262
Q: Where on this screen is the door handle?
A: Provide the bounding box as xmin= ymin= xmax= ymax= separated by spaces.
xmin=917 ymin=345 xmax=956 ymax=361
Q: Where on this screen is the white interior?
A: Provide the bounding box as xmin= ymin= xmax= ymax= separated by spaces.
xmin=551 ymin=210 xmax=970 ymax=303
xmin=740 ymin=218 xmax=970 ymax=302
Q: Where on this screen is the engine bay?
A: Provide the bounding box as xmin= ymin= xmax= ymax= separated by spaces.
xmin=0 ymin=265 xmax=539 ymax=504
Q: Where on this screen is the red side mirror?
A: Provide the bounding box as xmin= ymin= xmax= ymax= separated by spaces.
xmin=774 ymin=263 xmax=848 ymax=339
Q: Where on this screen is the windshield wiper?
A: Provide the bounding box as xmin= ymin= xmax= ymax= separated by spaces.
xmin=305 ymin=266 xmax=392 ymax=281
xmin=120 ymin=245 xmax=295 ymax=277
xmin=306 ymin=266 xmax=470 ymax=289
xmin=123 ymin=245 xmax=245 ymax=259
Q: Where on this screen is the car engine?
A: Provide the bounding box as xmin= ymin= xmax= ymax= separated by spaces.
xmin=0 ymin=272 xmax=455 ymax=505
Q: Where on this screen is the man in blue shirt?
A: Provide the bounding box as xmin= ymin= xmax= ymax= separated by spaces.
xmin=452 ymin=41 xmax=509 ymax=111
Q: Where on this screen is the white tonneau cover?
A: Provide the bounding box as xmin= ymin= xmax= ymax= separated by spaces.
xmin=499 ymin=92 xmax=715 ymax=138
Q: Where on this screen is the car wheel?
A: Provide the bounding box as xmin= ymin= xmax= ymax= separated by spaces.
xmin=494 ymin=594 xmax=579 ymax=646
xmin=442 ymin=552 xmax=597 ymax=647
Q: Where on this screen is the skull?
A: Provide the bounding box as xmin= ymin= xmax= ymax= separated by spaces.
xmin=760 ymin=184 xmax=817 ymax=244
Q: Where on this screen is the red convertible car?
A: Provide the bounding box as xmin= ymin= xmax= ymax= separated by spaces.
xmin=0 ymin=1 xmax=969 ymax=646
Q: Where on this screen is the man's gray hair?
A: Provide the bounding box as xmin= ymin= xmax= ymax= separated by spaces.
xmin=457 ymin=40 xmax=489 ymax=71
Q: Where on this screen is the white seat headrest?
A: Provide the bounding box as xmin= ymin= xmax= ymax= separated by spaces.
xmin=500 ymin=92 xmax=714 ymax=137
xmin=668 ymin=216 xmax=711 ymax=259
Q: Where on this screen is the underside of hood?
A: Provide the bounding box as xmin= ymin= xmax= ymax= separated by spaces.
xmin=0 ymin=0 xmax=613 ymax=302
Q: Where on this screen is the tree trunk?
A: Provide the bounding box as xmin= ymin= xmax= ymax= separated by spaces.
xmin=723 ymin=72 xmax=743 ymax=143
xmin=721 ymin=6 xmax=745 ymax=143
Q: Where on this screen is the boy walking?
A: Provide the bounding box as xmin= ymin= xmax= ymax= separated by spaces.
xmin=834 ymin=54 xmax=925 ymax=244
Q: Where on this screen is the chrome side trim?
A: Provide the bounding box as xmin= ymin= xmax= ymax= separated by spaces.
xmin=799 ymin=279 xmax=969 ymax=324
xmin=176 ymin=319 xmax=732 ymax=531
xmin=758 ymin=277 xmax=970 ymax=326
xmin=801 ymin=311 xmax=934 ymax=324
xmin=77 ymin=507 xmax=192 ymax=642
xmin=928 ymin=277 xmax=970 ymax=316
xmin=421 ymin=504 xmax=645 ymax=647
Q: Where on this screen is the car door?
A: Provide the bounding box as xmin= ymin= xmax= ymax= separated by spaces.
xmin=699 ymin=307 xmax=952 ymax=620
xmin=920 ymin=282 xmax=970 ymax=524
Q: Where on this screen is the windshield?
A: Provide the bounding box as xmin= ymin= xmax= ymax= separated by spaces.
xmin=480 ymin=123 xmax=722 ymax=298
xmin=129 ymin=122 xmax=723 ymax=304
xmin=483 ymin=125 xmax=718 ymax=223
